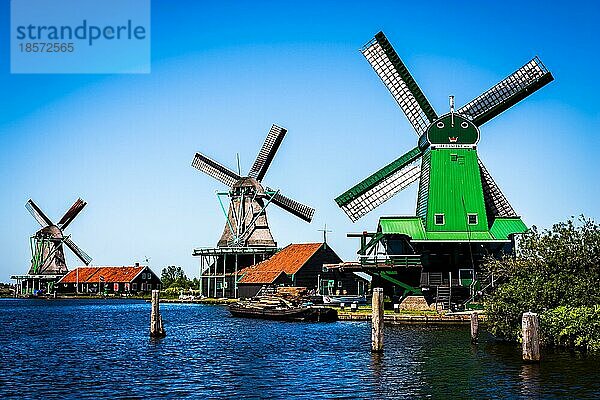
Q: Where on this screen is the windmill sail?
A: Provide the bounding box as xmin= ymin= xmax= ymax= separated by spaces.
xmin=63 ymin=237 xmax=92 ymax=265
xmin=269 ymin=191 xmax=315 ymax=223
xmin=478 ymin=158 xmax=518 ymax=219
xmin=458 ymin=56 xmax=553 ymax=126
xmin=361 ymin=31 xmax=438 ymax=136
xmin=57 ymin=198 xmax=87 ymax=230
xmin=248 ymin=124 xmax=287 ymax=181
xmin=335 ymin=147 xmax=423 ymax=221
xmin=192 ymin=152 xmax=241 ymax=187
xmin=26 ymin=199 xmax=53 ymax=227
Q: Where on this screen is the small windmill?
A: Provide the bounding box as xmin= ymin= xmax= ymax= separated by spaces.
xmin=336 ymin=31 xmax=553 ymax=228
xmin=192 ymin=124 xmax=315 ymax=247
xmin=26 ymin=198 xmax=92 ymax=275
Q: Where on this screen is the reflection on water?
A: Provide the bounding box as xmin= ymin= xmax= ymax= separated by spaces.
xmin=0 ymin=299 xmax=598 ymax=399
xmin=520 ymin=363 xmax=541 ymax=397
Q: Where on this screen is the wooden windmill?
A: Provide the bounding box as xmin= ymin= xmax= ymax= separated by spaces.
xmin=192 ymin=124 xmax=314 ymax=248
xmin=26 ymin=198 xmax=92 ymax=275
xmin=334 ymin=32 xmax=553 ymax=303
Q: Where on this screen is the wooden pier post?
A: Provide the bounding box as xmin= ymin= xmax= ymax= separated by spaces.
xmin=150 ymin=290 xmax=166 ymax=338
xmin=522 ymin=312 xmax=540 ymax=362
xmin=470 ymin=312 xmax=479 ymax=343
xmin=371 ymin=287 xmax=384 ymax=353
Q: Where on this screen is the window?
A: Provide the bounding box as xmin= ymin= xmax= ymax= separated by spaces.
xmin=141 ymin=273 xmax=146 ymax=279
xmin=114 ymin=283 xmax=119 ymax=292
xmin=337 ymin=281 xmax=342 ymax=288
xmin=451 ymin=154 xmax=465 ymax=164
xmin=468 ymin=213 xmax=478 ymax=225
xmin=435 ymin=214 xmax=445 ymax=225
xmin=132 ymin=283 xmax=138 ymax=291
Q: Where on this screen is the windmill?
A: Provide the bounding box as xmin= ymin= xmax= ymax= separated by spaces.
xmin=26 ymin=198 xmax=92 ymax=276
xmin=334 ymin=32 xmax=553 ymax=303
xmin=192 ymin=124 xmax=315 ymax=248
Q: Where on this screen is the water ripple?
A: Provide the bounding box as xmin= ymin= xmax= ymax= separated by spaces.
xmin=1 ymin=299 xmax=599 ymax=399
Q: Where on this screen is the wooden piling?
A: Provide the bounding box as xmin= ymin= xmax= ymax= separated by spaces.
xmin=371 ymin=287 xmax=384 ymax=353
xmin=470 ymin=312 xmax=479 ymax=343
xmin=522 ymin=312 xmax=540 ymax=362
xmin=150 ymin=290 xmax=166 ymax=338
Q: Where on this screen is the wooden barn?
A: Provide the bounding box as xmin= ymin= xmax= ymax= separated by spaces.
xmin=58 ymin=264 xmax=161 ymax=295
xmin=236 ymin=242 xmax=365 ymax=298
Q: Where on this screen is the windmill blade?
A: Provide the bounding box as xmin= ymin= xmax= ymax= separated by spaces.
xmin=267 ymin=189 xmax=315 ymax=223
xmin=478 ymin=158 xmax=518 ymax=218
xmin=248 ymin=124 xmax=287 ymax=181
xmin=57 ymin=198 xmax=87 ymax=230
xmin=25 ymin=199 xmax=53 ymax=227
xmin=335 ymin=147 xmax=423 ymax=222
xmin=361 ymin=31 xmax=438 ymax=136
xmin=458 ymin=57 xmax=554 ymax=126
xmin=63 ymin=237 xmax=92 ymax=265
xmin=192 ymin=152 xmax=241 ymax=187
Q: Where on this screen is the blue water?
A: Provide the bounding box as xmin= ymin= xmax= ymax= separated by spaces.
xmin=0 ymin=299 xmax=598 ymax=399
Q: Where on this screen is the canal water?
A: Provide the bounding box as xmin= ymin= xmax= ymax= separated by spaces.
xmin=0 ymin=299 xmax=598 ymax=399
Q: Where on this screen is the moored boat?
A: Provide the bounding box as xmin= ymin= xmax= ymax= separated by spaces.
xmin=229 ymin=296 xmax=338 ymax=322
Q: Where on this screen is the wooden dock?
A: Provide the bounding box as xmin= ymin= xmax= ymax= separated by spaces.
xmin=338 ymin=312 xmax=483 ymax=325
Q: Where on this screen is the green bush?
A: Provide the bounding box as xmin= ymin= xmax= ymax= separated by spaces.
xmin=541 ymin=305 xmax=600 ymax=351
xmin=484 ymin=217 xmax=600 ymax=351
xmin=164 ymin=286 xmax=185 ymax=297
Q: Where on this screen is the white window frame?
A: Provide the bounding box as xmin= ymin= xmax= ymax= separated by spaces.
xmin=468 ymin=213 xmax=478 ymax=225
xmin=434 ymin=213 xmax=445 ymax=225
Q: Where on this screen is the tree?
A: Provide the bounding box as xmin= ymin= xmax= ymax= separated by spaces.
xmin=161 ymin=266 xmax=190 ymax=289
xmin=484 ymin=216 xmax=600 ymax=350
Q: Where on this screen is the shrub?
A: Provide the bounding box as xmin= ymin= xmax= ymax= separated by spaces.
xmin=541 ymin=305 xmax=600 ymax=351
xmin=484 ymin=217 xmax=600 ymax=351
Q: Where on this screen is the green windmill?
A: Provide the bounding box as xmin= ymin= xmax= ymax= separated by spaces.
xmin=335 ymin=32 xmax=553 ymax=306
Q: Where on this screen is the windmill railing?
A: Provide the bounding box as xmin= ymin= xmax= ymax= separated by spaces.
xmin=359 ymin=254 xmax=422 ymax=269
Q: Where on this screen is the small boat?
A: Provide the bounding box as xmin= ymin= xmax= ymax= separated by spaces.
xmin=322 ymin=295 xmax=367 ymax=305
xmin=229 ymin=296 xmax=338 ymax=322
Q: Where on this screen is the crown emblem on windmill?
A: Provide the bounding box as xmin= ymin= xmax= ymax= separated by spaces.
xmin=26 ymin=198 xmax=92 ymax=275
xmin=335 ymin=31 xmax=553 ymax=225
xmin=192 ymin=124 xmax=314 ymax=247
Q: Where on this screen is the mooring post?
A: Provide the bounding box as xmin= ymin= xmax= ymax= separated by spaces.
xmin=470 ymin=312 xmax=479 ymax=343
xmin=522 ymin=312 xmax=540 ymax=362
xmin=371 ymin=287 xmax=384 ymax=353
xmin=150 ymin=290 xmax=166 ymax=338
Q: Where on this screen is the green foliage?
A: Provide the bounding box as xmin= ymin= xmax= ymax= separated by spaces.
xmin=541 ymin=306 xmax=600 ymax=351
xmin=164 ymin=286 xmax=185 ymax=297
xmin=484 ymin=217 xmax=600 ymax=350
xmin=160 ymin=266 xmax=197 ymax=290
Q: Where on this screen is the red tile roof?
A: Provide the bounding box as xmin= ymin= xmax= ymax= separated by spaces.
xmin=238 ymin=270 xmax=288 ymax=284
xmin=237 ymin=243 xmax=323 ymax=284
xmin=59 ymin=266 xmax=146 ymax=283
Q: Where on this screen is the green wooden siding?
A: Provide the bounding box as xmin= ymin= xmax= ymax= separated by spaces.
xmin=426 ymin=148 xmax=488 ymax=232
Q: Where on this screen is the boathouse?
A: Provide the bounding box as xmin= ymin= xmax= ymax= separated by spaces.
xmin=236 ymin=243 xmax=365 ymax=298
xmin=57 ymin=264 xmax=161 ymax=295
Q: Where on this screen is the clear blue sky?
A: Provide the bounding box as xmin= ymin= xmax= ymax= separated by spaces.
xmin=1 ymin=0 xmax=599 ymax=280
